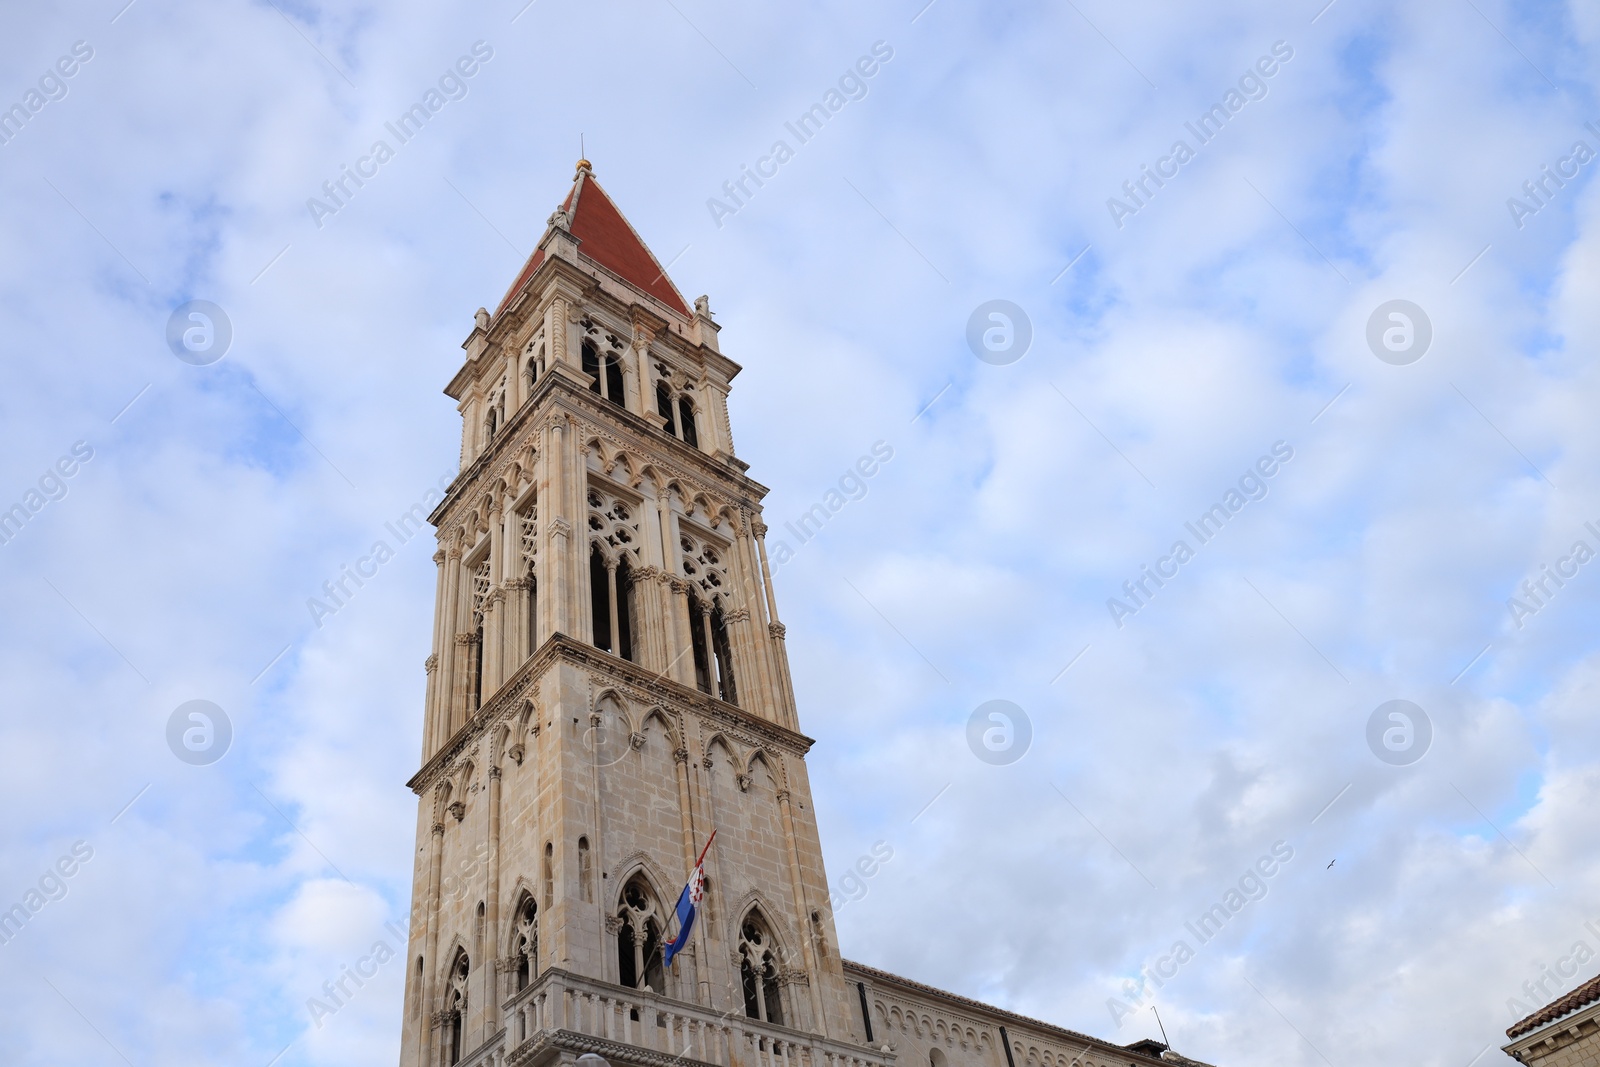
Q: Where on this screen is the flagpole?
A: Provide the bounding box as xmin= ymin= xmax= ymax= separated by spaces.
xmin=695 ymin=828 xmax=717 ymax=869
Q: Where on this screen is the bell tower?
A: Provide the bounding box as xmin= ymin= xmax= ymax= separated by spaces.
xmin=398 ymin=162 xmax=886 ymax=1067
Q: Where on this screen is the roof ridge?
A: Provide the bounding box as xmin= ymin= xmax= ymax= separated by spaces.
xmin=841 ymin=959 xmax=1165 ymax=1063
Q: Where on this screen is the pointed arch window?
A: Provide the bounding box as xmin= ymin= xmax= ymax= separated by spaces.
xmin=511 ymin=894 xmax=538 ymax=992
xmin=519 ymin=504 xmax=538 ymax=657
xmin=582 ymin=341 xmax=602 ymax=395
xmin=469 ymin=556 xmax=490 ymax=710
xmin=617 ymin=876 xmax=666 ymax=993
xmin=588 ymin=489 xmax=639 ymax=661
xmin=444 ymin=950 xmax=470 ymax=1065
xmin=657 ymin=382 xmax=677 ymax=436
xmin=738 ymin=912 xmax=784 ymax=1026
xmin=678 ymin=396 xmax=699 ymax=448
xmin=680 ymin=533 xmax=736 ymax=704
xmin=582 ymin=340 xmax=627 ymax=408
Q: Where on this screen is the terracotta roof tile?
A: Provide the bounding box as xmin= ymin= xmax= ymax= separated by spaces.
xmin=494 ymin=169 xmax=689 ymax=318
xmin=1508 ymin=971 xmax=1600 ymax=1038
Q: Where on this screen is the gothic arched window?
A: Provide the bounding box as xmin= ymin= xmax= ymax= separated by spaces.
xmin=687 ymin=596 xmax=711 ymax=695
xmin=678 ymin=396 xmax=699 ymax=448
xmin=931 ymin=1050 xmax=949 ymax=1067
xmin=589 ymin=544 xmax=612 ymax=653
xmin=710 ymin=602 xmax=736 ymax=705
xmin=582 ymin=341 xmax=602 ymax=396
xmin=511 ymin=893 xmax=538 ymax=992
xmin=604 ymin=354 xmax=626 ymax=407
xmin=587 ymin=490 xmax=640 ymax=662
xmin=657 ymin=382 xmax=677 ymax=436
xmin=616 ymin=876 xmax=665 ymax=993
xmin=738 ymin=911 xmax=784 ymax=1026
xmin=469 ymin=556 xmax=490 ymax=711
xmin=445 ymin=949 xmax=470 ymax=1065
xmin=518 ymin=504 xmax=538 ymax=657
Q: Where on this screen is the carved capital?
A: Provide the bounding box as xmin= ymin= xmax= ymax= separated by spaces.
xmin=674 ymin=747 xmax=690 ymax=764
xmin=550 ymin=516 xmax=573 ymax=541
xmin=489 ymin=766 xmax=502 ymax=781
xmin=768 ymin=622 xmax=787 ymax=640
xmin=776 ymin=789 xmax=791 ymax=804
xmin=432 ymin=822 xmax=445 ymax=837
xmin=727 ymin=608 xmax=752 ymax=623
xmin=604 ymin=915 xmax=624 ymax=935
xmin=702 ymin=755 xmax=715 ymax=770
xmin=504 ymin=577 xmax=532 ymax=591
xmin=434 ymin=549 xmax=447 ymax=565
xmin=752 ymin=521 xmax=769 ymax=539
xmin=425 ymin=653 xmax=439 ymax=673
xmin=589 ymin=712 xmax=603 ymax=728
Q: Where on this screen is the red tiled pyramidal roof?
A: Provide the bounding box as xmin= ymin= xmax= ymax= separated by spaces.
xmin=1508 ymin=971 xmax=1600 ymax=1037
xmin=495 ymin=164 xmax=690 ymax=319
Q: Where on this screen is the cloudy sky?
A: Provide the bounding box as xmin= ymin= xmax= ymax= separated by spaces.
xmin=2 ymin=0 xmax=1598 ymax=1064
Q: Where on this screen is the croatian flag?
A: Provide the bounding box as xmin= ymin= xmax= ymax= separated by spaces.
xmin=663 ymin=830 xmax=716 ymax=968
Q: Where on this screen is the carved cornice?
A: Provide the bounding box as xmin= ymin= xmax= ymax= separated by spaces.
xmin=408 ymin=634 xmax=812 ymax=796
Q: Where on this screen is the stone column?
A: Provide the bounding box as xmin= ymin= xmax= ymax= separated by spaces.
xmin=422 ymin=815 xmax=446 ymax=1065
xmin=441 ymin=546 xmax=464 ymax=745
xmin=776 ymin=788 xmax=826 ymax=1036
xmin=752 ymin=524 xmax=798 ymax=729
xmin=548 ymin=419 xmax=572 ymax=638
xmin=424 ymin=550 xmax=448 ymax=759
xmin=731 ymin=519 xmax=779 ymax=721
xmin=486 ymin=765 xmax=503 ymax=1032
xmin=484 ymin=501 xmax=505 ymax=696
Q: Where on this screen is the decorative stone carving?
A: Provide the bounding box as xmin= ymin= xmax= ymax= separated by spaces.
xmin=549 ymin=516 xmax=573 ymax=541
xmin=769 ymin=622 xmax=787 ymax=640
xmin=424 ymin=653 xmax=438 ymax=672
xmin=508 ymin=742 xmax=525 ymax=765
xmin=673 ymin=747 xmax=689 ymax=764
xmin=628 ymin=731 xmax=646 ymax=750
xmin=736 ymin=773 xmax=751 ymax=793
xmin=604 ymin=915 xmax=624 ymax=935
xmin=448 ymin=801 xmax=465 ymax=822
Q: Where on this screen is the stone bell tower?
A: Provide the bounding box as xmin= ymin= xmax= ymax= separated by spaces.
xmin=397 ymin=162 xmax=888 ymax=1067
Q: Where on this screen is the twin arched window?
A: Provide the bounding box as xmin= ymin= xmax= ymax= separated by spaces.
xmin=588 ymin=489 xmax=639 ymax=662
xmin=617 ymin=876 xmax=666 ymax=993
xmin=656 ymin=382 xmax=700 ymax=448
xmin=444 ymin=950 xmax=470 ymax=1064
xmin=512 ymin=894 xmax=538 ymax=992
xmin=583 ymin=341 xmax=626 ymax=407
xmin=738 ymin=911 xmax=784 ymax=1025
